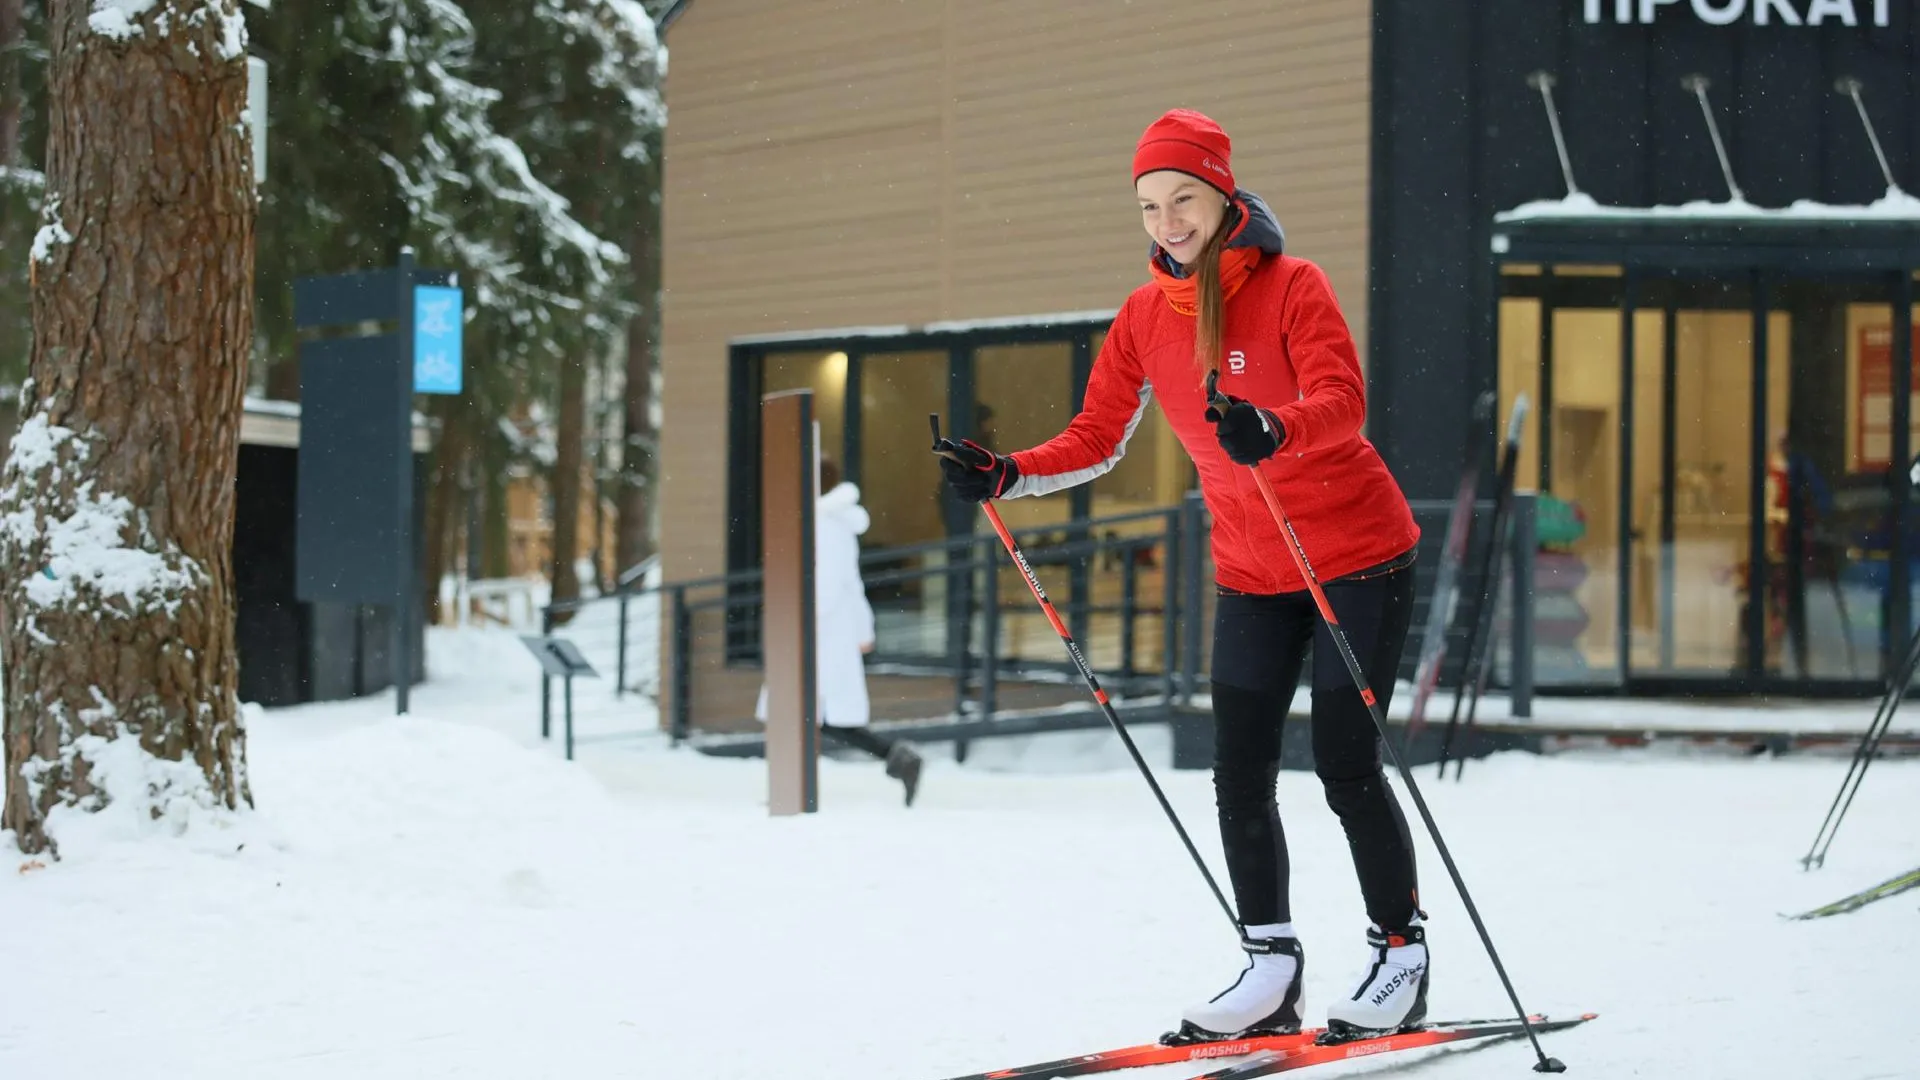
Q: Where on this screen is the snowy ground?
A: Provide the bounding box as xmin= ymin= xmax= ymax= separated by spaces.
xmin=3 ymin=628 xmax=1918 ymax=1079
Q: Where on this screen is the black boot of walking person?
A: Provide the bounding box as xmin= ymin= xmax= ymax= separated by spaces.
xmin=884 ymin=742 xmax=923 ymax=807
xmin=822 ymin=722 xmax=923 ymax=807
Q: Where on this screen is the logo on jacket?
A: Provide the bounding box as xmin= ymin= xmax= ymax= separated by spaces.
xmin=1227 ymin=349 xmax=1247 ymax=374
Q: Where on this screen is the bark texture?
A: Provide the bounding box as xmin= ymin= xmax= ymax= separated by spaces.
xmin=2 ymin=0 xmax=256 ymax=855
xmin=615 ymin=146 xmax=660 ymax=575
xmin=547 ymin=354 xmax=585 ymax=615
xmin=420 ymin=393 xmax=469 ymax=625
xmin=0 ymin=0 xmax=23 ymax=170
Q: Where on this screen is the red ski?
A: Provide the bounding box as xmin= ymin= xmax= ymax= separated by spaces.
xmin=939 ymin=1029 xmax=1314 ymax=1080
xmin=937 ymin=1013 xmax=1596 ymax=1080
xmin=1190 ymin=1013 xmax=1596 ymax=1078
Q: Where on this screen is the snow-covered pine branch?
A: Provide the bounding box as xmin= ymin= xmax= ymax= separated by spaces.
xmin=348 ymin=0 xmax=634 ymax=348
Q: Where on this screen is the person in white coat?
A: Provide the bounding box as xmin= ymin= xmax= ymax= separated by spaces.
xmin=757 ymin=456 xmax=923 ymax=806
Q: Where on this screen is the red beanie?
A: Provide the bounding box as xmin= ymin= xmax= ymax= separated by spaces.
xmin=1132 ymin=108 xmax=1234 ymax=195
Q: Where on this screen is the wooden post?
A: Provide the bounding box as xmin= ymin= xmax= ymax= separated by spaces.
xmin=761 ymin=390 xmax=818 ymax=815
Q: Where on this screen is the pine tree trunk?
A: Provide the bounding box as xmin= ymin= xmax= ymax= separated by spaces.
xmin=481 ymin=437 xmax=510 ymax=580
xmin=616 ymin=138 xmax=661 ymax=575
xmin=0 ymin=0 xmax=27 ymax=376
xmin=548 ymin=355 xmax=585 ymax=615
xmin=420 ymin=395 xmax=470 ymax=626
xmin=0 ymin=0 xmax=22 ymax=169
xmin=1 ymin=0 xmax=255 ymax=856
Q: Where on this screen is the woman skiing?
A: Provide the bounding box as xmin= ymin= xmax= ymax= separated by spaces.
xmin=935 ymin=109 xmax=1426 ymax=1041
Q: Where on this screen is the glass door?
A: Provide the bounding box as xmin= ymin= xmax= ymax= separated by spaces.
xmin=1497 ymin=266 xmax=1631 ymax=688
xmin=1625 ymin=277 xmax=1783 ymax=681
xmin=1504 ymin=264 xmax=1919 ymax=691
xmin=1761 ymin=279 xmax=1906 ymax=686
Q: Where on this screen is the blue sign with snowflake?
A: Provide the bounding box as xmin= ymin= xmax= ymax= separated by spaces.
xmin=413 ymin=285 xmax=464 ymax=395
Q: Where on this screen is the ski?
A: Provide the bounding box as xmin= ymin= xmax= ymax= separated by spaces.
xmin=1786 ymin=864 xmax=1920 ymax=920
xmin=937 ymin=1013 xmax=1596 ymax=1080
xmin=1188 ymin=1013 xmax=1597 ymax=1079
xmin=937 ymin=1029 xmax=1315 ymax=1080
xmin=1437 ymin=392 xmax=1530 ymax=779
xmin=1398 ymin=389 xmax=1496 ymax=751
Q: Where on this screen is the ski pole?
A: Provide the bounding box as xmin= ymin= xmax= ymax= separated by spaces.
xmin=1206 ymin=374 xmax=1565 ymax=1074
xmin=1801 ymin=620 xmax=1920 ymax=868
xmin=1801 ymin=454 xmax=1920 ymax=870
xmin=929 ymin=415 xmax=1243 ymax=940
xmin=1396 ymin=390 xmax=1494 ymax=756
xmin=1444 ymin=396 xmax=1530 ymax=783
xmin=1437 ymin=395 xmax=1528 ymax=779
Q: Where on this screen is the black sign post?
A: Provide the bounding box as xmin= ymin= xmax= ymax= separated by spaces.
xmin=392 ymin=248 xmax=417 ymax=717
xmin=293 ymin=247 xmax=462 ymax=716
xmin=519 ymin=635 xmax=600 ymax=760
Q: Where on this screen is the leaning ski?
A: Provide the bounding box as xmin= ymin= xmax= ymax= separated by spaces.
xmin=937 ymin=1013 xmax=1596 ymax=1080
xmin=1399 ymin=390 xmax=1495 ymax=749
xmin=1189 ymin=1013 xmax=1598 ymax=1079
xmin=1436 ymin=392 xmax=1530 ymax=778
xmin=1786 ymin=864 xmax=1920 ymax=920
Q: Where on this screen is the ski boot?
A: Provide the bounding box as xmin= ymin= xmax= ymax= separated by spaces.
xmin=1319 ymin=922 xmax=1429 ymax=1044
xmin=1162 ymin=931 xmax=1304 ymax=1046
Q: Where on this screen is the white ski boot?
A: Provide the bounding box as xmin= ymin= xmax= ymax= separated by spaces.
xmin=1163 ymin=929 xmax=1305 ymax=1045
xmin=1324 ymin=923 xmax=1428 ymax=1039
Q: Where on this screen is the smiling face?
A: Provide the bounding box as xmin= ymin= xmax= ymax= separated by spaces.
xmin=1136 ymin=170 xmax=1231 ymax=267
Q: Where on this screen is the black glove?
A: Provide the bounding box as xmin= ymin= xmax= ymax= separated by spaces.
xmin=936 ymin=438 xmax=1018 ymax=503
xmin=1205 ymin=394 xmax=1285 ymax=466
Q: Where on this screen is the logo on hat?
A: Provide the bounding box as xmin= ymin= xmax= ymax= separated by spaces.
xmin=1202 ymin=157 xmax=1229 ymax=179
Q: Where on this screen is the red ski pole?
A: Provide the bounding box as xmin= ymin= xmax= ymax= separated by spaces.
xmin=1204 ymin=373 xmax=1564 ymax=1073
xmin=930 ymin=414 xmax=1242 ymax=940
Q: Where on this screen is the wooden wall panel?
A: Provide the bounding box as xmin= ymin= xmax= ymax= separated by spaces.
xmin=660 ymin=0 xmax=1371 ymax=630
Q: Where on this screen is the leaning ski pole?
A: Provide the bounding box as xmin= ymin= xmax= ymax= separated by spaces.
xmin=1801 ymin=622 xmax=1920 ymax=868
xmin=1443 ymin=395 xmax=1529 ymax=783
xmin=1801 ymin=455 xmax=1920 ymax=869
xmin=1437 ymin=395 xmax=1527 ymax=779
xmin=930 ymin=415 xmax=1243 ymax=940
xmin=1396 ymin=390 xmax=1495 ymax=757
xmin=1205 ymin=374 xmax=1565 ymax=1075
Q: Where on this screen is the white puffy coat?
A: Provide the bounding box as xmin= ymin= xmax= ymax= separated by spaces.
xmin=755 ymin=481 xmax=877 ymax=728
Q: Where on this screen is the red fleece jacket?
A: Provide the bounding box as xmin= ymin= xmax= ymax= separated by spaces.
xmin=1004 ymin=254 xmax=1419 ymax=595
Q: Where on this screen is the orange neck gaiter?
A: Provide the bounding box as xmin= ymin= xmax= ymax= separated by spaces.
xmin=1149 ymin=246 xmax=1260 ymax=317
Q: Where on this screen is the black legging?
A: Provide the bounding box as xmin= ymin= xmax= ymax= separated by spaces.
xmin=1208 ymin=553 xmax=1420 ymax=931
xmin=821 ymin=722 xmax=896 ymax=761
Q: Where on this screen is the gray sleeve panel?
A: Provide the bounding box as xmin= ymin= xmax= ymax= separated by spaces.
xmin=1001 ymin=380 xmax=1154 ymax=499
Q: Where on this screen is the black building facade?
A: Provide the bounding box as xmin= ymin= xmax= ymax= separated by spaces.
xmin=1371 ymin=0 xmax=1920 ymax=693
xmin=0 ymin=399 xmax=426 ymax=709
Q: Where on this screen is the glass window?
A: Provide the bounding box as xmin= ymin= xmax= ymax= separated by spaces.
xmin=1497 ymin=297 xmax=1542 ymax=493
xmin=1770 ymin=286 xmax=1905 ymax=681
xmin=1088 ymin=330 xmax=1196 ymax=518
xmin=1625 ymin=290 xmax=1781 ymax=678
xmin=1543 ymin=306 xmax=1630 ymax=683
xmin=857 ymin=350 xmax=952 ymax=662
xmin=972 ymin=342 xmax=1077 ymax=534
xmin=763 ymin=349 xmax=848 ymax=472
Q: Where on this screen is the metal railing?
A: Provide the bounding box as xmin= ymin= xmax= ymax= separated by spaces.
xmin=533 ymin=492 xmax=1539 ymax=749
